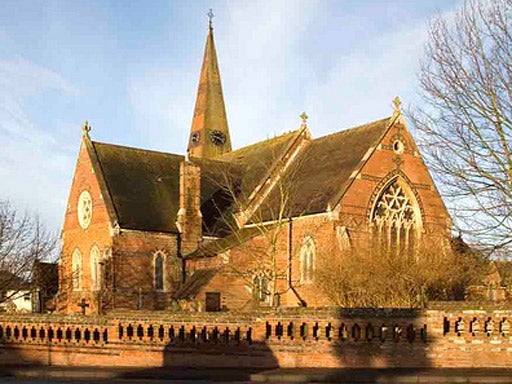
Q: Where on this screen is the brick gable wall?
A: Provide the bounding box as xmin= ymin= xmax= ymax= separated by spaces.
xmin=58 ymin=139 xmax=113 ymax=314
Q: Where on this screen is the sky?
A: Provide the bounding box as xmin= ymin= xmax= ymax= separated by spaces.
xmin=0 ymin=0 xmax=460 ymax=234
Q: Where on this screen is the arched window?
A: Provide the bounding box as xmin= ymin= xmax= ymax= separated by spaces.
xmin=90 ymin=246 xmax=100 ymax=291
xmin=154 ymin=252 xmax=165 ymax=291
xmin=300 ymin=236 xmax=315 ymax=283
xmin=371 ymin=179 xmax=419 ymax=255
xmin=253 ymin=275 xmax=270 ymax=303
xmin=72 ymin=249 xmax=82 ymax=290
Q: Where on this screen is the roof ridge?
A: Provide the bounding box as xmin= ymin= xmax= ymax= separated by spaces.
xmin=313 ymin=116 xmax=391 ymax=142
xmin=221 ymin=128 xmax=302 ymax=158
xmin=92 ymin=141 xmax=185 ymax=158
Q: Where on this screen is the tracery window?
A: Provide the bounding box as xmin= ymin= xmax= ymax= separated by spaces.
xmin=300 ymin=236 xmax=315 ymax=283
xmin=154 ymin=252 xmax=165 ymax=291
xmin=372 ymin=179 xmax=419 ymax=255
xmin=90 ymin=246 xmax=100 ymax=291
xmin=72 ymin=249 xmax=82 ymax=290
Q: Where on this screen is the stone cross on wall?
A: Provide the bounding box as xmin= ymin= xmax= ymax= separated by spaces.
xmin=78 ymin=299 xmax=89 ymax=315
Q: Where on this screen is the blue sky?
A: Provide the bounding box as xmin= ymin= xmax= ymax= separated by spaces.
xmin=0 ymin=0 xmax=459 ymax=233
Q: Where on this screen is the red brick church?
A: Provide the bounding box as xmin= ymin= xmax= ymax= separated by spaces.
xmin=57 ymin=20 xmax=451 ymax=314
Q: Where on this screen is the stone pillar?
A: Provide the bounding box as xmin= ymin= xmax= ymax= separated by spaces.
xmin=176 ymin=160 xmax=202 ymax=254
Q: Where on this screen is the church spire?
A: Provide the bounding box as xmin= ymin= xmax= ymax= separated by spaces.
xmin=187 ymin=10 xmax=232 ymax=159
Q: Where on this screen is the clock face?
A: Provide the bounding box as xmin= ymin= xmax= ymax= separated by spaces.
xmin=209 ymin=130 xmax=226 ymax=146
xmin=191 ymin=132 xmax=200 ymax=144
xmin=77 ymin=190 xmax=93 ymax=230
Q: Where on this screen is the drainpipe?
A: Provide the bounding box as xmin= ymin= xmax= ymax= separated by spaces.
xmin=177 ymin=233 xmax=186 ymax=283
xmin=288 ymin=218 xmax=307 ymax=307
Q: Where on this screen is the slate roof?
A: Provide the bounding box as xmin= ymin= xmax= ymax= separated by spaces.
xmin=0 ymin=270 xmax=30 ymax=291
xmin=218 ymin=129 xmax=303 ymax=201
xmin=253 ymin=117 xmax=392 ymax=221
xmin=92 ymin=142 xmax=185 ymax=233
xmin=89 ymin=129 xmax=300 ymax=234
xmin=88 ymin=116 xmax=392 ymax=235
xmin=172 ymin=268 xmax=218 ymax=299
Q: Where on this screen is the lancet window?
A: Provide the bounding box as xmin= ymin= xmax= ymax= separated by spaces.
xmin=72 ymin=249 xmax=82 ymax=290
xmin=90 ymin=246 xmax=101 ymax=291
xmin=300 ymin=236 xmax=315 ymax=283
xmin=253 ymin=275 xmax=270 ymax=303
xmin=371 ymin=179 xmax=419 ymax=255
xmin=154 ymin=252 xmax=165 ymax=291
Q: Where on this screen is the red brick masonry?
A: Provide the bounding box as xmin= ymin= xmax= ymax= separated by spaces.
xmin=0 ymin=306 xmax=511 ymax=368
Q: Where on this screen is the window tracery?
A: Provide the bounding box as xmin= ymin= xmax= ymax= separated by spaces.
xmin=372 ymin=179 xmax=419 ymax=254
xmin=77 ymin=191 xmax=93 ymax=230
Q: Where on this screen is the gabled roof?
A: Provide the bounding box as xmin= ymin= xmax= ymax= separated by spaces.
xmin=88 ymin=130 xmax=299 ymax=234
xmin=92 ymin=141 xmax=184 ymax=233
xmin=218 ymin=129 xmax=303 ymax=201
xmin=86 ymin=116 xmax=392 ymax=235
xmin=252 ymin=117 xmax=392 ymax=221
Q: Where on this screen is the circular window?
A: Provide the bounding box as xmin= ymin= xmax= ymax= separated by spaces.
xmin=393 ymin=140 xmax=405 ymax=154
xmin=77 ymin=190 xmax=93 ymax=230
xmin=191 ymin=131 xmax=200 ymax=144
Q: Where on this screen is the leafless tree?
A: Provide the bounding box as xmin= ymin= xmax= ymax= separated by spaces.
xmin=0 ymin=200 xmax=57 ymax=304
xmin=411 ymin=0 xmax=512 ymax=252
xmin=201 ymin=137 xmax=313 ymax=308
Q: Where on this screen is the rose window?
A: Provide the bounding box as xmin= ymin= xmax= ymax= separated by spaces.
xmin=77 ymin=190 xmax=93 ymax=230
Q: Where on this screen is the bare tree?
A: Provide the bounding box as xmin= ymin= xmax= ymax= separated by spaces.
xmin=200 ymin=134 xmax=313 ymax=308
xmin=0 ymin=200 xmax=57 ymax=304
xmin=411 ymin=0 xmax=512 ymax=251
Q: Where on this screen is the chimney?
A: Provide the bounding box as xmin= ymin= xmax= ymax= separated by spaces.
xmin=176 ymin=159 xmax=202 ymax=254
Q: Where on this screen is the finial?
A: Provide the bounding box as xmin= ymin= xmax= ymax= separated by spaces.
xmin=82 ymin=121 xmax=91 ymax=136
xmin=393 ymin=96 xmax=402 ymax=113
xmin=207 ymin=8 xmax=215 ymax=29
xmin=300 ymin=111 xmax=308 ymax=126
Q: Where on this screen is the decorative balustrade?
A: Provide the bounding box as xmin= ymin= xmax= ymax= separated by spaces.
xmin=0 ymin=313 xmax=510 ymax=350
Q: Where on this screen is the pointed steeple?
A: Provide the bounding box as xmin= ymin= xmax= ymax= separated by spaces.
xmin=187 ymin=11 xmax=232 ymax=158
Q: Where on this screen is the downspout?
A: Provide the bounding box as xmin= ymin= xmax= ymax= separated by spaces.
xmin=177 ymin=232 xmax=186 ymax=284
xmin=288 ymin=217 xmax=307 ymax=307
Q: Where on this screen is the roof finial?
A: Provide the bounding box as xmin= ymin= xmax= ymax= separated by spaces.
xmin=393 ymin=96 xmax=402 ymax=113
xmin=207 ymin=8 xmax=215 ymax=29
xmin=300 ymin=111 xmax=308 ymax=128
xmin=82 ymin=121 xmax=91 ymax=136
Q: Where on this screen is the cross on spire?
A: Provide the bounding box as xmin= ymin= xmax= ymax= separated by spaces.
xmin=207 ymin=9 xmax=215 ymax=28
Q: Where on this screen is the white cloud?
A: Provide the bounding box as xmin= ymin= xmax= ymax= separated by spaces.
xmin=0 ymin=58 xmax=79 ymax=232
xmin=307 ymin=23 xmax=428 ymax=136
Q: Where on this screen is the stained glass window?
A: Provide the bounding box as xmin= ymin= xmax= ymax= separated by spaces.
xmin=372 ymin=180 xmax=418 ymax=254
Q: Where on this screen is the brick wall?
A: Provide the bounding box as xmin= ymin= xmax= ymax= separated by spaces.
xmin=58 ymin=139 xmax=113 ymax=314
xmin=1 ymin=306 xmax=511 ymax=368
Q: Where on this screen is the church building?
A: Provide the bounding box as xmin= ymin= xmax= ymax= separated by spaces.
xmin=57 ymin=19 xmax=451 ymax=314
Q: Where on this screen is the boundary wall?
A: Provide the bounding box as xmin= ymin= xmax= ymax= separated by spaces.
xmin=0 ymin=306 xmax=511 ymax=368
